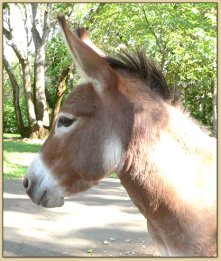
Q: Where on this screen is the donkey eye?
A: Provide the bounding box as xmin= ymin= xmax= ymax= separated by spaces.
xmin=57 ymin=116 xmax=75 ymax=128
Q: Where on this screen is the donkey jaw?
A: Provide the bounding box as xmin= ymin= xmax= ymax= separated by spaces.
xmin=23 ymin=153 xmax=64 ymax=208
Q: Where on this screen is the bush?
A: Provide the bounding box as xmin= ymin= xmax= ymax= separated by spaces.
xmin=3 ymin=102 xmax=18 ymax=134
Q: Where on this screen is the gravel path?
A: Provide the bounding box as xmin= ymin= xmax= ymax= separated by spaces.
xmin=3 ymin=178 xmax=159 ymax=257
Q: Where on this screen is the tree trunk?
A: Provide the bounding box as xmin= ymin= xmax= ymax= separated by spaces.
xmin=51 ymin=65 xmax=72 ymax=127
xmin=22 ymin=59 xmax=37 ymax=128
xmin=31 ymin=3 xmax=51 ymax=138
xmin=34 ymin=47 xmax=49 ymax=125
xmin=3 ymin=55 xmax=30 ymax=138
xmin=11 ymin=42 xmax=37 ymax=130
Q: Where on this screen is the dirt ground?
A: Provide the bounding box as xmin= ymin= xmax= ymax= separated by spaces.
xmin=3 ymin=178 xmax=159 ymax=257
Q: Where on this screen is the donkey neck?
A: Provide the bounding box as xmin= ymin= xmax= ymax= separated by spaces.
xmin=118 ymin=103 xmax=216 ymax=219
xmin=117 ymin=108 xmax=216 ymax=256
xmin=117 ymin=100 xmax=169 ymax=219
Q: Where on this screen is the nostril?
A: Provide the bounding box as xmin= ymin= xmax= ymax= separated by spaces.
xmin=23 ymin=177 xmax=29 ymax=189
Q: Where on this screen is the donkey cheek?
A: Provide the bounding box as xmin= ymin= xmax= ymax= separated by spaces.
xmin=102 ymin=136 xmax=123 ymax=174
xmin=61 ymin=177 xmax=98 ymax=196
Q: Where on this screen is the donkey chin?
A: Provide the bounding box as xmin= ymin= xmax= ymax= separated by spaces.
xmin=23 ymin=153 xmax=64 ymax=208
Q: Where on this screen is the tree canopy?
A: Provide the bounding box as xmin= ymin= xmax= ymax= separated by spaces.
xmin=3 ymin=3 xmax=217 ymax=137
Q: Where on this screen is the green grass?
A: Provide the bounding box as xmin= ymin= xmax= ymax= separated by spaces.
xmin=109 ymin=173 xmax=118 ymax=179
xmin=3 ymin=133 xmax=21 ymax=139
xmin=3 ymin=134 xmax=43 ymax=179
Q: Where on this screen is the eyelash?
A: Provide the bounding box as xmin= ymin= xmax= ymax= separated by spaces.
xmin=57 ymin=116 xmax=76 ymax=128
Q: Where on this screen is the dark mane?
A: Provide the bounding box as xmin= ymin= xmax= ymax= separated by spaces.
xmin=104 ymin=50 xmax=179 ymax=103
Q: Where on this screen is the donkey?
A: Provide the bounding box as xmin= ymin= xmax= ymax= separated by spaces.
xmin=23 ymin=16 xmax=217 ymax=257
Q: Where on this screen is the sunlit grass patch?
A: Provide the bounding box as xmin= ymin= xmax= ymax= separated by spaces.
xmin=3 ymin=134 xmax=43 ymax=179
xmin=3 ymin=133 xmax=21 ymax=139
xmin=109 ymin=173 xmax=117 ymax=179
xmin=3 ymin=161 xmax=28 ymax=179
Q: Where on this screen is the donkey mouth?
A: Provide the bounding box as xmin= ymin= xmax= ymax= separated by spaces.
xmin=39 ymin=190 xmax=64 ymax=208
xmin=24 ymin=184 xmax=64 ymax=208
xmin=28 ymin=190 xmax=64 ymax=208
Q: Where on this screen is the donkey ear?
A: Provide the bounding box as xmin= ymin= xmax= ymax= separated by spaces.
xmin=57 ymin=16 xmax=117 ymax=92
xmin=76 ymin=28 xmax=106 ymax=57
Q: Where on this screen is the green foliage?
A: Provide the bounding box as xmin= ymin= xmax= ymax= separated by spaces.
xmin=3 ymin=69 xmax=18 ymax=133
xmin=4 ymin=3 xmax=217 ymax=133
xmin=3 ymin=3 xmax=10 ymax=10
xmin=89 ymin=3 xmax=216 ymax=129
xmin=49 ymin=3 xmax=216 ymax=130
xmin=3 ymin=102 xmax=18 ymax=133
xmin=46 ymin=34 xmax=72 ymax=110
xmin=3 ymin=57 xmax=30 ymax=133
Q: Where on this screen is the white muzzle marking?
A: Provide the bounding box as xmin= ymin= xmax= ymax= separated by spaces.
xmin=24 ymin=153 xmax=64 ymax=208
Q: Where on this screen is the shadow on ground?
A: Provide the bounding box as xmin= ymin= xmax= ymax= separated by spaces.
xmin=3 ymin=178 xmax=159 ymax=257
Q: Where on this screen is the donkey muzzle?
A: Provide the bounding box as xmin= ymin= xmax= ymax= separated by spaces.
xmin=23 ymin=175 xmax=64 ymax=208
xmin=23 ymin=153 xmax=64 ymax=208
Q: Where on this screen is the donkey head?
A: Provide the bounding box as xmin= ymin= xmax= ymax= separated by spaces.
xmin=23 ymin=16 xmax=134 ymax=207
